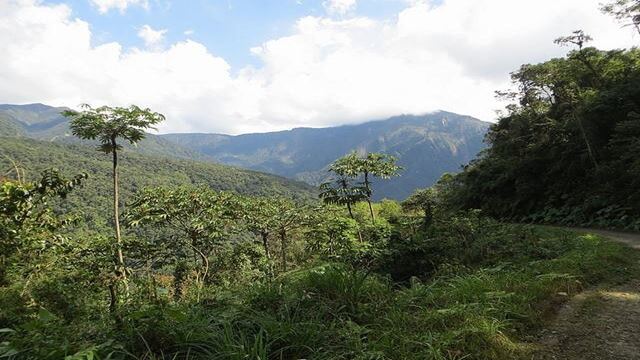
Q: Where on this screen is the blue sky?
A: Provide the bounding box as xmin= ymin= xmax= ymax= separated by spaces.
xmin=43 ymin=0 xmax=410 ymax=69
xmin=1 ymin=0 xmax=635 ymax=134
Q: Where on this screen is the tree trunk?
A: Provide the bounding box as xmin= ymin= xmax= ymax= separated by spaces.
xmin=108 ymin=283 xmax=117 ymax=313
xmin=261 ymin=231 xmax=274 ymax=279
xmin=346 ymin=203 xmax=354 ymax=219
xmin=111 ymin=140 xmax=128 ymax=301
xmin=108 ymin=282 xmax=124 ymax=328
xmin=366 ymin=199 xmax=375 ymax=224
xmin=0 ymin=256 xmax=7 ymax=287
xmin=364 ymin=172 xmax=375 ymax=224
xmin=190 ymin=240 xmax=209 ymax=302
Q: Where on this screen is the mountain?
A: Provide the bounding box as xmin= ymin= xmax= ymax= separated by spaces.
xmin=0 ymin=137 xmax=316 ymax=230
xmin=161 ymin=112 xmax=490 ymax=199
xmin=0 ymin=104 xmax=490 ymax=200
xmin=0 ymin=103 xmax=210 ymax=161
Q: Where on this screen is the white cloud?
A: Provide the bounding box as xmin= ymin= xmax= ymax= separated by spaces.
xmin=323 ymin=0 xmax=357 ymax=16
xmin=184 ymin=29 xmax=195 ymax=36
xmin=0 ymin=0 xmax=636 ymax=134
xmin=90 ymin=0 xmax=148 ymax=14
xmin=137 ymin=25 xmax=167 ymax=49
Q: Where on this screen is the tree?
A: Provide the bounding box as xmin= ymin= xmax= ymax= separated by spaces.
xmin=360 ymin=153 xmax=401 ymax=223
xmin=125 ymin=186 xmax=242 ymax=301
xmin=553 ymin=30 xmax=593 ymax=50
xmin=452 ymin=44 xmax=640 ymax=227
xmin=242 ymin=197 xmax=279 ymax=263
xmin=328 ymin=152 xmax=401 ymax=223
xmin=601 ymin=0 xmax=640 ymax=34
xmin=62 ymin=104 xmax=164 ymax=305
xmin=242 ymin=196 xmax=308 ymax=273
xmin=271 ymin=198 xmax=308 ymax=272
xmin=554 ymin=31 xmax=600 ymax=170
xmin=0 ymin=169 xmax=86 ymax=286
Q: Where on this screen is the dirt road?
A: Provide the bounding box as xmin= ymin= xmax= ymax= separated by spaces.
xmin=533 ymin=227 xmax=640 ymax=360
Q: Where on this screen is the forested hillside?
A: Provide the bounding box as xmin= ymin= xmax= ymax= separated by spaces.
xmin=163 ymin=112 xmax=489 ymax=200
xmin=450 ymin=36 xmax=640 ymax=230
xmin=0 ymin=137 xmax=315 ymax=229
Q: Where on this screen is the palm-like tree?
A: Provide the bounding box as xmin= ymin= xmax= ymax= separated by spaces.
xmin=359 ymin=153 xmax=401 ymax=223
xmin=319 ymin=177 xmax=366 ymax=219
xmin=328 ymin=152 xmax=401 ymax=223
xmin=63 ymin=104 xmax=164 ymax=310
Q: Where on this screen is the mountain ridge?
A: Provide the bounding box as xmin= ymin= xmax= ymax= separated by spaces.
xmin=161 ymin=112 xmax=490 ymax=199
xmin=162 ymin=110 xmax=487 ymax=137
xmin=0 ymin=103 xmax=490 ymax=199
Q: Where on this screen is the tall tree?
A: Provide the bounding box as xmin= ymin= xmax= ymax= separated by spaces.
xmin=62 ymin=104 xmax=164 ymax=306
xmin=328 ymin=152 xmax=401 ymax=223
xmin=360 ymin=153 xmax=401 ymax=223
xmin=554 ymin=31 xmax=600 ymax=170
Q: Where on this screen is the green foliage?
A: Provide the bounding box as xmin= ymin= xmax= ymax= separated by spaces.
xmin=322 ymin=152 xmax=401 ymax=222
xmin=1 ymin=166 xmax=638 ymax=359
xmin=319 ymin=177 xmax=365 ymax=218
xmin=3 ymin=35 xmax=640 ymax=359
xmin=0 ymin=137 xmax=316 ymax=231
xmin=0 ymin=169 xmax=87 ymax=286
xmin=126 ymin=186 xmax=246 ymax=299
xmin=452 ymin=45 xmax=640 ymax=229
xmin=63 ymin=104 xmax=165 ymax=154
xmin=305 ymin=210 xmax=362 ymax=260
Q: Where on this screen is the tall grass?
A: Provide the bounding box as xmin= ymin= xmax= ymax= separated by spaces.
xmin=4 ymin=228 xmax=638 ymax=359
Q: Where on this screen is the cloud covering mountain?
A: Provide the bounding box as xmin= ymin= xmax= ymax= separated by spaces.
xmin=0 ymin=0 xmax=635 ymax=134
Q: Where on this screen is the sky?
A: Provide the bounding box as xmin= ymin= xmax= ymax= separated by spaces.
xmin=0 ymin=0 xmax=637 ymax=134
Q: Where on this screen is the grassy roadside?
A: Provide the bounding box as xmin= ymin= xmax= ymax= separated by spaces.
xmin=121 ymin=227 xmax=640 ymax=359
xmin=3 ymin=226 xmax=637 ymax=359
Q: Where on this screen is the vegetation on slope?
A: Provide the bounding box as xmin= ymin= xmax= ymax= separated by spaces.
xmin=1 ymin=177 xmax=636 ymax=359
xmin=449 ymin=36 xmax=640 ymax=230
xmin=1 ymin=104 xmax=489 ymax=200
xmin=0 ymin=137 xmax=316 ymax=230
